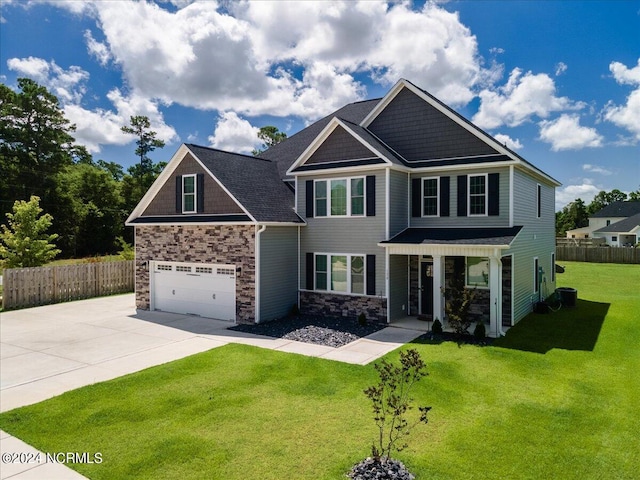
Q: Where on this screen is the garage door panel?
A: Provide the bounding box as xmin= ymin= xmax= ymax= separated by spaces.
xmin=151 ymin=261 xmax=236 ymax=321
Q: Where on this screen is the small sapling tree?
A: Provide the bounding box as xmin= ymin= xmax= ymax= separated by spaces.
xmin=349 ymin=349 xmax=431 ymax=479
xmin=442 ymin=273 xmax=476 ymax=336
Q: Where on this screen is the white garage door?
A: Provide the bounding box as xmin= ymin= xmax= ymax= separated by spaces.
xmin=150 ymin=261 xmax=236 ymax=321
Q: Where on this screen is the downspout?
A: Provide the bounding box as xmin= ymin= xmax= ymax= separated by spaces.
xmin=255 ymin=224 xmax=267 ymax=323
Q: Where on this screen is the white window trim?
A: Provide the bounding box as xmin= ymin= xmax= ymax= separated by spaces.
xmin=313 ymin=253 xmax=366 ymax=295
xmin=465 ymin=256 xmax=490 ymax=290
xmin=421 ymin=176 xmax=439 ymax=217
xmin=182 ymin=174 xmax=197 ymax=214
xmin=468 ymin=173 xmax=488 ymax=217
xmin=533 ymin=257 xmax=540 ymax=294
xmin=314 ymin=176 xmax=365 ymax=217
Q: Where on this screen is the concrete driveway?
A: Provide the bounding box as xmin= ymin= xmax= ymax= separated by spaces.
xmin=0 ymin=294 xmax=423 ymax=479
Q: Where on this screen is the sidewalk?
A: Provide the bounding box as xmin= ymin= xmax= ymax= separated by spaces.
xmin=1 ymin=294 xmax=424 ymax=479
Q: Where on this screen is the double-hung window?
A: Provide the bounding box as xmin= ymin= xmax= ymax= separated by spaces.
xmin=182 ymin=174 xmax=196 ymax=213
xmin=469 ymin=174 xmax=487 ymax=216
xmin=466 ymin=257 xmax=489 ymax=288
xmin=315 ymin=177 xmax=365 ymax=217
xmin=314 ymin=253 xmax=365 ymax=294
xmin=422 ymin=177 xmax=439 ymax=216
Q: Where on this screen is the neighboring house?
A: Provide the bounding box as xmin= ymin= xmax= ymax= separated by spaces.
xmin=126 ymin=79 xmax=559 ymax=337
xmin=566 ymin=201 xmax=640 ymax=245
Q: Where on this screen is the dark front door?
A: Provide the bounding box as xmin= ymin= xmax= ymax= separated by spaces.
xmin=420 ymin=262 xmax=434 ymax=317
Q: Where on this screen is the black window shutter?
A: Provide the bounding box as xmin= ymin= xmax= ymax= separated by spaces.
xmin=457 ymin=175 xmax=467 ymax=217
xmin=488 ymin=173 xmax=499 ymax=216
xmin=453 ymin=257 xmax=465 ymax=277
xmin=196 ymin=173 xmax=205 ymax=213
xmin=366 ymin=255 xmax=376 ymax=296
xmin=366 ymin=175 xmax=376 ymax=217
xmin=411 ymin=178 xmax=421 ymax=217
xmin=305 ymin=180 xmax=314 ymax=218
xmin=175 ymin=176 xmax=182 ymax=213
xmin=440 ymin=176 xmax=450 ymax=217
xmin=306 ymin=253 xmax=314 ymax=290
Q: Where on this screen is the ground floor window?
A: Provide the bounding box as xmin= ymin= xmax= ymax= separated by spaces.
xmin=314 ymin=253 xmax=365 ymax=294
xmin=466 ymin=257 xmax=489 ymax=288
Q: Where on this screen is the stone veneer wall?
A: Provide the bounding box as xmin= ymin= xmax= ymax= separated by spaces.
xmin=135 ymin=225 xmax=256 ymax=324
xmin=300 ymin=291 xmax=387 ymax=323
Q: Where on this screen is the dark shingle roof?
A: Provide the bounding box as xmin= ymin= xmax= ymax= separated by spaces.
xmin=258 ymin=98 xmax=380 ymax=179
xmin=185 ymin=144 xmax=303 ymax=223
xmin=594 ymin=213 xmax=640 ymax=233
xmin=381 ymin=227 xmax=523 ymax=246
xmin=591 ymin=201 xmax=640 ymax=218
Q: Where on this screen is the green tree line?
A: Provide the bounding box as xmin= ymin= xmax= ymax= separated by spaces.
xmin=1 ymin=78 xmax=165 ymax=259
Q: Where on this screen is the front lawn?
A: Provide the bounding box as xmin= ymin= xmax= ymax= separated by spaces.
xmin=1 ymin=261 xmax=638 ymax=479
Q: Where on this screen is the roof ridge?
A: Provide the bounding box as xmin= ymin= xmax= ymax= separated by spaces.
xmin=186 ymin=143 xmax=274 ymax=163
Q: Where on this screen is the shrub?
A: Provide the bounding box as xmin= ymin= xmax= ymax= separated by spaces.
xmin=116 ymin=236 xmax=134 ymax=260
xmin=473 ymin=321 xmax=486 ymax=339
xmin=431 ymin=318 xmax=443 ymax=335
xmin=358 ymin=312 xmax=368 ymax=326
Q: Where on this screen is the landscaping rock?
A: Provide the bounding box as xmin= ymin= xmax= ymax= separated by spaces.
xmin=229 ymin=315 xmax=386 ymax=348
xmin=347 ymin=457 xmax=415 ymax=480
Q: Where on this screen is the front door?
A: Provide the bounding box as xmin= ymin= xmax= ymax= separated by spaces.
xmin=420 ymin=261 xmax=434 ymax=317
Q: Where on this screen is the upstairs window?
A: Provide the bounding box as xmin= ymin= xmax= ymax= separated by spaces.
xmin=182 ymin=174 xmax=196 ymax=213
xmin=314 ymin=177 xmax=365 ymax=217
xmin=422 ymin=177 xmax=439 ymax=216
xmin=469 ymin=174 xmax=487 ymax=216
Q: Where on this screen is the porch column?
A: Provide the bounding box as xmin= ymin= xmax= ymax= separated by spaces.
xmin=432 ymin=255 xmax=445 ymax=322
xmin=489 ymin=255 xmax=502 ymax=337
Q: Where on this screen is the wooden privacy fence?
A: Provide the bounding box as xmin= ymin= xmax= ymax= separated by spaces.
xmin=2 ymin=261 xmax=134 ymax=310
xmin=556 ymin=246 xmax=640 ymax=264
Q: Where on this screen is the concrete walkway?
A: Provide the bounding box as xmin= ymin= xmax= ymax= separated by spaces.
xmin=0 ymin=294 xmax=424 ymax=479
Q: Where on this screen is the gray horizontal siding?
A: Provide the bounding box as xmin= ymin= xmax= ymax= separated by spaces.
xmin=389 ymin=255 xmax=409 ymax=320
xmin=409 ymin=167 xmax=510 ymax=228
xmin=299 ymin=170 xmax=387 ymax=296
xmin=509 ymin=169 xmax=556 ymax=323
xmin=389 ymin=169 xmax=409 ymax=237
xmin=259 ymin=226 xmax=299 ymax=322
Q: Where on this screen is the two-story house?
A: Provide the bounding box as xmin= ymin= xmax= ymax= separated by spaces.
xmin=126 ymin=79 xmax=559 ymax=337
xmin=566 ymin=201 xmax=640 ymax=246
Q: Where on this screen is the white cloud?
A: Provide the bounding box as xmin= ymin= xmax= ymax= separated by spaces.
xmin=493 ymin=133 xmax=523 ymax=150
xmin=207 ymin=112 xmax=260 ymax=154
xmin=7 ymin=56 xmax=88 ymax=104
xmin=583 ymin=164 xmax=612 ymax=175
xmin=555 ymin=180 xmax=601 ymax=210
xmin=555 ymin=62 xmax=567 ymax=76
xmin=85 ymin=0 xmax=490 ymax=119
xmin=6 ymin=55 xmax=177 ymax=153
xmin=539 ymin=114 xmax=603 ymax=151
xmin=609 ymin=58 xmax=640 ymax=85
xmin=84 ymin=30 xmax=111 ymax=66
xmin=473 ymin=68 xmax=583 ymax=129
xmin=603 ymin=59 xmax=640 ymax=143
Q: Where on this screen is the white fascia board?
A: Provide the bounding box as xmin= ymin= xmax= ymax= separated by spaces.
xmin=360 ymin=79 xmax=408 ymax=128
xmin=289 ymin=164 xmax=389 ymax=177
xmin=285 ymin=117 xmax=393 ymax=176
xmin=378 ymin=242 xmax=511 ymax=257
xmin=125 ymin=143 xmax=191 ymax=224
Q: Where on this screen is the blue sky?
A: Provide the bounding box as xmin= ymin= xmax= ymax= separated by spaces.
xmin=1 ymin=0 xmax=638 ymax=210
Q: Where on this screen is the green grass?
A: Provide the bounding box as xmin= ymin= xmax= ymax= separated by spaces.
xmin=1 ymin=261 xmax=638 ymax=479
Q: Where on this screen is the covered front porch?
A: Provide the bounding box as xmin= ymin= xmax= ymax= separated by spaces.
xmin=380 ymin=227 xmax=522 ymax=338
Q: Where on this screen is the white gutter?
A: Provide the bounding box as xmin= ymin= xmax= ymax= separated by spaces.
xmin=254 ymin=224 xmax=267 ymax=323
